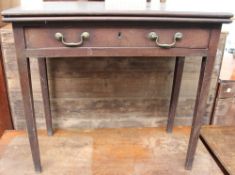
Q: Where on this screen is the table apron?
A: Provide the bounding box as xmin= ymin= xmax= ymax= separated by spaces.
xmin=24 ymin=47 xmax=208 ymax=58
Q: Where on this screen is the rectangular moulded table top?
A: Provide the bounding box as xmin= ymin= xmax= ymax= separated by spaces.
xmin=2 ymin=1 xmax=233 ymax=173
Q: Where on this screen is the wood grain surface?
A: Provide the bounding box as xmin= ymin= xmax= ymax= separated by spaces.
xmin=24 ymin=25 xmax=210 ymax=49
xmin=0 ymin=127 xmax=223 ymax=175
xmin=201 ymin=126 xmax=235 ymax=175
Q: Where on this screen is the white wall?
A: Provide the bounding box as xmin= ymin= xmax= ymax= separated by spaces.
xmin=21 ymin=0 xmax=42 ymax=7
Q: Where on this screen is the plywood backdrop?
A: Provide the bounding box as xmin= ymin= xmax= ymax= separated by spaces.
xmin=0 ymin=25 xmax=227 ymax=130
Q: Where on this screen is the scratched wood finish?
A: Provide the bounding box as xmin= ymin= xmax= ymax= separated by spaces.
xmin=0 ymin=25 xmax=228 ymax=130
xmin=201 ymin=126 xmax=235 ymax=175
xmin=0 ymin=128 xmax=224 ymax=175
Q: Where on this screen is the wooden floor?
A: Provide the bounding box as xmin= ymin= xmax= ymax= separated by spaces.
xmin=201 ymin=126 xmax=235 ymax=175
xmin=0 ymin=127 xmax=222 ymax=175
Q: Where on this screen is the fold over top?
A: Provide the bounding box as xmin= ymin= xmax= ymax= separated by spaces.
xmin=2 ymin=1 xmax=233 ymax=23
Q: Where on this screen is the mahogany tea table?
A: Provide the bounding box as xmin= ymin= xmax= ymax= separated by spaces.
xmin=2 ymin=1 xmax=233 ymax=172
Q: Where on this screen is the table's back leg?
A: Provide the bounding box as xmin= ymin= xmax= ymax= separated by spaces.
xmin=38 ymin=57 xmax=53 ymax=136
xmin=185 ymin=27 xmax=221 ymax=170
xmin=166 ymin=57 xmax=185 ymax=133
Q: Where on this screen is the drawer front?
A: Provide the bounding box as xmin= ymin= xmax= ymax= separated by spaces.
xmin=25 ymin=26 xmax=210 ymax=49
xmin=218 ymin=81 xmax=235 ymax=99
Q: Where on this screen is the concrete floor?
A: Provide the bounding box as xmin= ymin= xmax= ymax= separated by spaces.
xmin=0 ymin=127 xmax=222 ymax=175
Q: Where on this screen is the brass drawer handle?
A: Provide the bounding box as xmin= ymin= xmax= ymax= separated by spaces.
xmin=54 ymin=32 xmax=90 ymax=47
xmin=148 ymin=32 xmax=183 ymax=49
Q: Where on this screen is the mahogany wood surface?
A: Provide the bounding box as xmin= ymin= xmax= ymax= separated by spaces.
xmin=24 ymin=25 xmax=210 ymax=49
xmin=0 ymin=44 xmax=13 ymax=137
xmin=1 ymin=1 xmax=233 ymax=173
xmin=13 ymin=24 xmax=42 ymax=172
xmin=185 ymin=27 xmax=221 ymax=169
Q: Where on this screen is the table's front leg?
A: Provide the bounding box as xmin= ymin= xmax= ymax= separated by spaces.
xmin=38 ymin=57 xmax=53 ymax=136
xmin=17 ymin=57 xmax=42 ymax=172
xmin=167 ymin=57 xmax=185 ymax=133
xmin=14 ymin=24 xmax=42 ymax=172
xmin=185 ymin=27 xmax=221 ymax=170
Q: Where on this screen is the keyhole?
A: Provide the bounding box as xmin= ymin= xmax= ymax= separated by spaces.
xmin=118 ymin=32 xmax=122 ymax=39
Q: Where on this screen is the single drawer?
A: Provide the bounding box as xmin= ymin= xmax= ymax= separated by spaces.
xmin=24 ymin=26 xmax=210 ymax=49
xmin=218 ymin=80 xmax=235 ymax=99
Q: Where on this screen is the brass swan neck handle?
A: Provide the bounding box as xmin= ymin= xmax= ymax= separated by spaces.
xmin=148 ymin=32 xmax=183 ymax=49
xmin=54 ymin=32 xmax=90 ymax=47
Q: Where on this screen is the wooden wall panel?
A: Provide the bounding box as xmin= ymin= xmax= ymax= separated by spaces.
xmin=0 ymin=25 xmax=227 ymax=130
xmin=0 ymin=1 xmax=19 ymax=136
